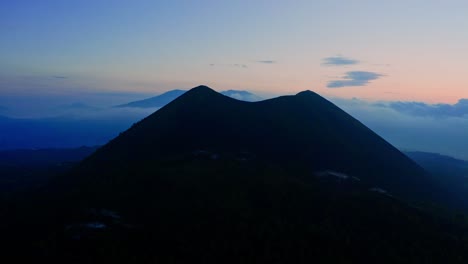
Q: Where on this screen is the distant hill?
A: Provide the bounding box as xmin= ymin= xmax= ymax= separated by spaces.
xmin=4 ymin=86 xmax=468 ymax=263
xmin=0 ymin=146 xmax=98 ymax=167
xmin=405 ymin=151 xmax=468 ymax=206
xmin=0 ymin=146 xmax=98 ymax=193
xmin=0 ymin=116 xmax=134 ymax=150
xmin=221 ymin=90 xmax=263 ymax=102
xmin=115 ymin=89 xmax=187 ymax=108
xmin=405 ymin=151 xmax=468 ymax=170
xmin=116 ymin=89 xmax=262 ymax=108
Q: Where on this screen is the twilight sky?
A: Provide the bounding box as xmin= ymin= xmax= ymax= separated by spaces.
xmin=1 ymin=0 xmax=467 ymax=103
xmin=1 ymin=1 xmax=468 ymax=159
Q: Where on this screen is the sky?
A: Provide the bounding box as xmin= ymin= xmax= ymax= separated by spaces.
xmin=1 ymin=1 xmax=468 ymax=159
xmin=1 ymin=0 xmax=467 ymax=102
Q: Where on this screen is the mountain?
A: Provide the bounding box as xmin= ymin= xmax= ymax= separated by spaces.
xmin=116 ymin=89 xmax=262 ymax=108
xmin=116 ymin=89 xmax=187 ymax=108
xmin=4 ymin=86 xmax=468 ymax=263
xmin=87 ymin=85 xmax=436 ymax=203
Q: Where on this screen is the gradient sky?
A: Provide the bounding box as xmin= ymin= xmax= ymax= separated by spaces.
xmin=1 ymin=0 xmax=468 ymax=103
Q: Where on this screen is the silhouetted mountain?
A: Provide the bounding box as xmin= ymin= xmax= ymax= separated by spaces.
xmin=4 ymin=86 xmax=468 ymax=263
xmin=116 ymin=89 xmax=262 ymax=108
xmin=86 ymin=85 xmax=438 ymax=204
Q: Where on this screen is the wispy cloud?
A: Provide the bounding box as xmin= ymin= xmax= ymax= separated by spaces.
xmin=53 ymin=76 xmax=68 ymax=79
xmin=257 ymin=60 xmax=277 ymax=64
xmin=322 ymin=56 xmax=359 ymax=66
xmin=327 ymin=71 xmax=383 ymax=88
xmin=378 ymin=99 xmax=468 ymax=118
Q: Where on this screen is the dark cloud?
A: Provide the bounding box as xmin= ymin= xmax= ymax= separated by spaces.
xmin=322 ymin=56 xmax=359 ymax=66
xmin=327 ymin=71 xmax=383 ymax=88
xmin=257 ymin=60 xmax=277 ymax=64
xmin=380 ymin=99 xmax=468 ymax=118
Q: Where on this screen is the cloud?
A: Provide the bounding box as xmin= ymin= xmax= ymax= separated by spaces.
xmin=221 ymin=90 xmax=263 ymax=102
xmin=327 ymin=71 xmax=383 ymax=88
xmin=232 ymin=64 xmax=248 ymax=68
xmin=378 ymin=99 xmax=468 ymax=118
xmin=328 ymin=96 xmax=468 ymax=160
xmin=257 ymin=60 xmax=277 ymax=64
xmin=53 ymin=76 xmax=68 ymax=79
xmin=209 ymin=64 xmax=248 ymax=68
xmin=322 ymin=56 xmax=359 ymax=66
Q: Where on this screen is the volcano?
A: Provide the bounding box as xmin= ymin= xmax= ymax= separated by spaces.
xmin=6 ymin=85 xmax=467 ymax=263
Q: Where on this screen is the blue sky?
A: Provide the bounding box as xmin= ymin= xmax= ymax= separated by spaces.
xmin=2 ymin=0 xmax=467 ymax=101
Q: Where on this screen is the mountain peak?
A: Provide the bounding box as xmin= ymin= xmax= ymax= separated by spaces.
xmin=175 ymin=85 xmax=224 ymax=102
xmin=295 ymin=90 xmax=320 ymax=97
xmin=188 ymin=85 xmax=217 ymax=94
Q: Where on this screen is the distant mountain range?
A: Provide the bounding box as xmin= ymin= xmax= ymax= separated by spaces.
xmin=116 ymin=89 xmax=262 ymax=108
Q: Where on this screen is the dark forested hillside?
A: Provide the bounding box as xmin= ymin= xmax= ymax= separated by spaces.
xmin=2 ymin=86 xmax=468 ymax=263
